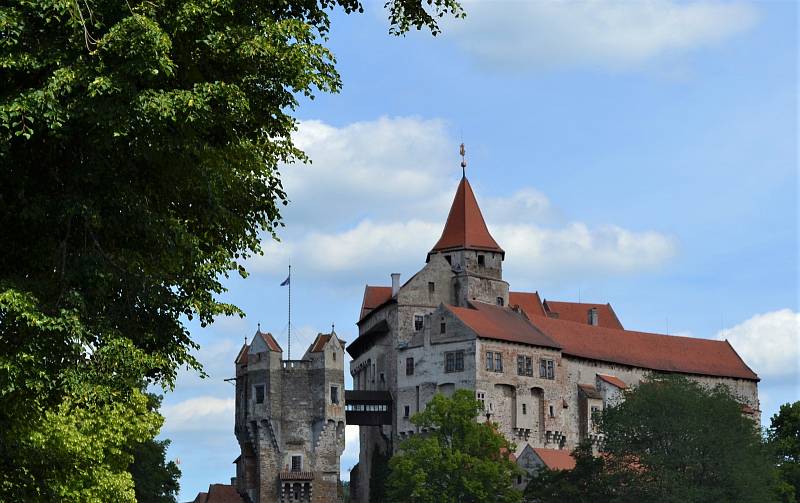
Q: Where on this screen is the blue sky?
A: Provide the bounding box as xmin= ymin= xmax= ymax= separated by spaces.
xmin=162 ymin=2 xmax=798 ymax=500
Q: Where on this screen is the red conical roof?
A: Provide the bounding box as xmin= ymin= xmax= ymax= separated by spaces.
xmin=428 ymin=176 xmax=504 ymax=259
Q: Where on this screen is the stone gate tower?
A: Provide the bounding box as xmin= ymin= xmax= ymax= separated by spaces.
xmin=233 ymin=329 xmax=346 ymax=503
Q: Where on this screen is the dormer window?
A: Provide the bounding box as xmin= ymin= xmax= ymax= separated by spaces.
xmin=477 ymin=255 xmax=485 ymax=267
xmin=588 ymin=308 xmax=599 ymax=326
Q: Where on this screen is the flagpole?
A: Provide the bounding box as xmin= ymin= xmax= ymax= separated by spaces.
xmin=288 ymin=263 xmax=291 ymax=360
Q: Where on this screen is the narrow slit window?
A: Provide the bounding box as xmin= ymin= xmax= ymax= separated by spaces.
xmin=255 ymin=384 xmax=265 ymax=404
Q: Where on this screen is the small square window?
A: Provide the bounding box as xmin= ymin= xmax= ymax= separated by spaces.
xmin=404 ymin=405 xmax=410 ymax=418
xmin=428 ymin=282 xmax=435 ymax=293
xmin=445 ymin=351 xmax=464 ymax=373
xmin=444 ymin=255 xmax=452 ymax=265
xmin=255 ymin=384 xmax=265 ymax=404
xmin=497 ymin=296 xmax=504 ymax=306
xmin=291 ymin=455 xmax=302 ymax=472
xmin=478 ymin=255 xmax=485 ymax=266
xmin=414 ymin=315 xmax=424 ymax=331
xmin=406 ymin=357 xmax=414 ymax=376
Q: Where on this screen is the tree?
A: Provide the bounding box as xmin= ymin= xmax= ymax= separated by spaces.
xmin=525 ymin=376 xmax=778 ymax=503
xmin=128 ymin=394 xmax=181 ymax=503
xmin=769 ymin=401 xmax=800 ymax=502
xmin=599 ymin=375 xmax=777 ymax=503
xmin=0 ymin=1 xmax=462 ymax=500
xmin=386 ymin=390 xmax=521 ymax=503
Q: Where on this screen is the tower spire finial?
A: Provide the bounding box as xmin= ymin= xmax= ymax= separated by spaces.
xmin=459 ymin=142 xmax=467 ymax=177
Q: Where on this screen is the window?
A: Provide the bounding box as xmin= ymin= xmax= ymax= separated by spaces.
xmin=445 ymin=350 xmax=464 ymax=373
xmin=428 ymin=281 xmax=435 ymax=293
xmin=255 ymin=384 xmax=265 ymax=404
xmin=486 ymin=351 xmax=494 ymax=371
xmin=380 ymin=372 xmax=385 ymax=383
xmin=549 ymin=405 xmax=555 ymax=418
xmin=404 ymin=405 xmax=410 ymax=418
xmin=330 ymin=386 xmax=339 ymax=404
xmin=476 ymin=391 xmax=485 ymax=409
xmin=539 ymin=358 xmax=555 ymax=380
xmin=478 ymin=254 xmax=485 ymax=266
xmin=414 ymin=314 xmax=424 ymax=331
xmin=494 ymin=352 xmax=503 ymax=372
xmin=406 ymin=357 xmax=414 ymax=376
xmin=517 ymin=355 xmax=534 ymax=376
xmin=517 ymin=475 xmax=523 ymax=485
xmin=440 ymin=321 xmax=446 ymax=334
xmin=590 ymin=405 xmax=600 ymax=430
xmin=522 ymin=403 xmax=527 ymax=415
xmin=497 ymin=296 xmax=504 ymax=306
xmin=444 ymin=255 xmax=452 ymax=265
xmin=332 ymin=352 xmax=336 ymax=361
xmin=291 ymin=455 xmax=302 ymax=472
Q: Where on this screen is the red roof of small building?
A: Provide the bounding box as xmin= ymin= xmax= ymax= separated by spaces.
xmin=597 ymin=374 xmax=628 ymax=389
xmin=235 ymin=343 xmax=248 ymax=364
xmin=509 ymin=291 xmax=547 ymax=317
xmin=528 ymin=316 xmax=758 ymax=381
xmin=191 ymin=484 xmax=244 ymax=503
xmin=532 ymin=448 xmax=576 ymax=471
xmin=360 ymin=285 xmax=393 ymax=320
xmin=543 ymin=300 xmax=624 ymax=329
xmin=254 ymin=330 xmax=283 ymax=353
xmin=308 ymin=332 xmax=346 ymax=353
xmin=448 ymin=302 xmax=560 ymax=349
xmin=428 ymin=177 xmax=504 ymax=258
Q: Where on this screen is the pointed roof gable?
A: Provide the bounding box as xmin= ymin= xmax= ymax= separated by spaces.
xmin=308 ymin=332 xmax=347 ymax=353
xmin=543 ymin=300 xmax=624 ymax=330
xmin=235 ymin=343 xmax=249 ymax=364
xmin=509 ymin=291 xmax=547 ymax=318
xmin=532 ymin=448 xmax=577 ymax=471
xmin=428 ymin=177 xmax=504 ymax=260
xmin=359 ymin=285 xmax=393 ymax=321
xmin=248 ymin=330 xmax=283 ymax=354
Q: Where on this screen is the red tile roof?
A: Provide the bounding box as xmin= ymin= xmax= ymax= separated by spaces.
xmin=578 ymin=383 xmax=603 ymax=399
xmin=255 ymin=330 xmax=283 ymax=353
xmin=597 ymin=373 xmax=628 ymax=389
xmin=532 ymin=448 xmax=576 ymax=471
xmin=529 ymin=316 xmax=758 ymax=381
xmin=205 ymin=484 xmax=244 ymax=503
xmin=360 ymin=285 xmax=393 ymax=320
xmin=428 ymin=177 xmax=504 ymax=259
xmin=448 ymin=302 xmax=560 ymax=349
xmin=192 ymin=492 xmax=208 ymax=503
xmin=543 ymin=300 xmax=624 ymax=329
xmin=308 ymin=332 xmax=346 ymax=353
xmin=509 ymin=291 xmax=546 ymax=317
xmin=235 ymin=343 xmax=248 ymax=364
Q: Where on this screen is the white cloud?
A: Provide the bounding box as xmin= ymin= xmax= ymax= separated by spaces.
xmin=717 ymin=309 xmax=800 ymax=378
xmin=248 ymin=116 xmax=676 ymax=284
xmin=341 ymin=425 xmax=360 ymax=481
xmin=445 ymin=0 xmax=758 ymax=71
xmin=162 ymin=396 xmax=235 ymax=432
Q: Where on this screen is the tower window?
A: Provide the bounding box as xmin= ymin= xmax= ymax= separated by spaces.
xmin=440 ymin=321 xmax=446 ymax=334
xmin=549 ymin=405 xmax=555 ymax=418
xmin=444 ymin=255 xmax=452 ymax=265
xmin=255 ymin=384 xmax=265 ymax=404
xmin=330 ymin=386 xmax=339 ymax=404
xmin=406 ymin=357 xmax=414 ymax=376
xmin=497 ymin=296 xmax=504 ymax=306
xmin=404 ymin=405 xmax=410 ymax=418
xmin=522 ymin=403 xmax=527 ymax=415
xmin=428 ymin=281 xmax=435 ymax=294
xmin=414 ymin=314 xmax=424 ymax=331
xmin=291 ymin=455 xmax=302 ymax=472
xmin=477 ymin=255 xmax=485 ymax=266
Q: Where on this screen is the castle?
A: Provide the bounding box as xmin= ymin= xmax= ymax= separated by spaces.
xmin=232 ymin=329 xmax=346 ymax=503
xmin=347 ymin=173 xmax=760 ymax=502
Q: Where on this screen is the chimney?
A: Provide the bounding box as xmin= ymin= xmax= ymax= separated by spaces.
xmin=391 ymin=273 xmax=401 ymax=297
xmin=588 ymin=307 xmax=599 ymax=326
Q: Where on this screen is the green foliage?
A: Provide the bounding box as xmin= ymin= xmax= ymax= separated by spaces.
xmin=526 ymin=376 xmax=778 ymax=503
xmin=128 ymin=395 xmax=181 ymax=503
xmin=0 ymin=0 xmax=461 ymax=499
xmin=599 ymin=375 xmax=776 ymax=503
xmin=386 ymin=390 xmax=521 ymax=503
xmin=370 ymin=447 xmax=391 ymax=503
xmin=769 ymin=401 xmax=800 ymax=502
